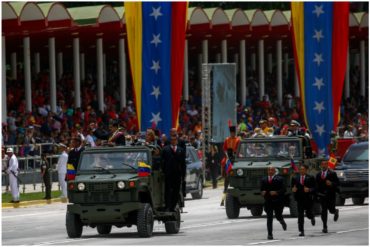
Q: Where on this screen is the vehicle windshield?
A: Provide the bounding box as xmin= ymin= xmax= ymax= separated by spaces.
xmin=78 ymin=151 xmax=149 ymax=171
xmin=238 ymin=140 xmax=302 ymax=159
xmin=343 ymin=145 xmax=369 ymax=164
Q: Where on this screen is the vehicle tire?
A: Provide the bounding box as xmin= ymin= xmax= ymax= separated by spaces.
xmin=165 ymin=207 xmax=181 ymax=234
xmin=66 ymin=211 xmax=83 ymax=238
xmin=250 ymin=206 xmax=263 ymax=216
xmin=335 ymin=195 xmax=345 ymax=206
xmin=289 ymin=197 xmax=298 ymax=217
xmin=97 ymin=225 xmax=112 ymax=235
xmin=191 ymin=178 xmax=203 ymax=199
xmin=313 ymin=202 xmax=322 ymax=215
xmin=225 ymin=193 xmax=240 ymax=219
xmin=137 ymin=203 xmax=154 ymax=238
xmin=352 ymin=197 xmax=365 ymax=205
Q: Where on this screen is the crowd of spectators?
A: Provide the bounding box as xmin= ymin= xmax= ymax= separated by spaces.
xmin=2 ymin=63 xmax=368 ymax=160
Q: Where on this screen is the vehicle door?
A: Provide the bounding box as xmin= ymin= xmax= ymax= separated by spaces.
xmin=186 ymin=147 xmax=198 ymax=189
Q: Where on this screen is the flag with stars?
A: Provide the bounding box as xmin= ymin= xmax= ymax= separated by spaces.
xmin=291 ymin=2 xmax=349 ymax=156
xmin=125 ymin=2 xmax=188 ymax=135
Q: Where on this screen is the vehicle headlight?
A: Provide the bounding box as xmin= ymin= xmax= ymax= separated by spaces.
xmin=77 ymin=183 xmax=85 ymax=191
xmin=336 ymin=171 xmax=345 ymax=179
xmin=117 ymin=181 xmax=126 ymax=189
xmin=236 ymin=168 xmax=244 ymax=176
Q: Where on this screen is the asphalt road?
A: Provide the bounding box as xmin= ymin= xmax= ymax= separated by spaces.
xmin=2 ymin=188 xmax=368 ymax=245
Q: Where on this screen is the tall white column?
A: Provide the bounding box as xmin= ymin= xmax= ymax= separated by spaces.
xmin=267 ymin=52 xmax=273 ymax=74
xmin=80 ymin=53 xmax=85 ymax=82
xmin=284 ymin=52 xmax=289 ymax=78
xmin=73 ymin=37 xmax=81 ymax=108
xmin=240 ymin=40 xmax=246 ymax=106
xmin=118 ymin=38 xmax=127 ymax=109
xmin=234 ymin=53 xmax=239 ymax=74
xmin=360 ymin=40 xmax=366 ymax=97
xmin=2 ymin=36 xmax=7 ymax=122
xmin=183 ymin=39 xmax=189 ymax=101
xmin=57 ymin=52 xmax=63 ymax=80
xmin=277 ymin=40 xmax=283 ymax=105
xmin=103 ymin=53 xmax=107 ymax=87
xmin=11 ymin=52 xmax=17 ymax=80
xmin=49 ymin=37 xmax=57 ymax=113
xmin=216 ymin=53 xmax=221 ymax=63
xmin=221 ymin=39 xmax=227 ymax=63
xmin=345 ymin=47 xmax=350 ymax=99
xmin=202 ymin=40 xmax=208 ymax=64
xmin=97 ymin=37 xmax=104 ymax=112
xmin=251 ymin=52 xmax=256 ymax=72
xmin=23 ymin=37 xmax=32 ymax=113
xmin=294 ymin=67 xmax=300 ymax=97
xmin=258 ymin=39 xmax=265 ymax=100
xmin=34 ymin=52 xmax=40 ymax=75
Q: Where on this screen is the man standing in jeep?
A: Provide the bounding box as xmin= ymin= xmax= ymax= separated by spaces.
xmin=161 ymin=134 xmax=186 ymax=212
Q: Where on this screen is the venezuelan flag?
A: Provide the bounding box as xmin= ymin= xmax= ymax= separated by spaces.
xmin=225 ymin=159 xmax=233 ymax=175
xmin=66 ymin=163 xmax=76 ymax=181
xmin=125 ymin=2 xmax=188 ymax=135
xmin=291 ymin=2 xmax=349 ymax=156
xmin=137 ymin=161 xmax=152 ymax=177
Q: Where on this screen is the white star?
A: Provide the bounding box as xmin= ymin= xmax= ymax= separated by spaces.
xmin=151 ymin=86 xmax=161 ymax=100
xmin=312 ymin=5 xmax=324 ymax=18
xmin=313 ymin=77 xmax=325 ymax=90
xmin=313 ymin=101 xmax=325 ymax=114
xmin=150 ymin=33 xmax=162 ymax=47
xmin=313 ymin=53 xmax=324 ymax=66
xmin=150 ymin=112 xmax=162 ymax=126
xmin=318 ymin=148 xmax=326 ymax=156
xmin=150 ymin=6 xmax=163 ymax=20
xmin=315 ymin=124 xmax=325 ymax=137
xmin=150 ymin=60 xmax=160 ymax=74
xmin=313 ymin=29 xmax=324 ymax=42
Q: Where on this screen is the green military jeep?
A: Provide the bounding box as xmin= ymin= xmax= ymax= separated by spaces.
xmin=66 ymin=146 xmax=182 ymax=238
xmin=225 ymin=137 xmax=322 ymax=218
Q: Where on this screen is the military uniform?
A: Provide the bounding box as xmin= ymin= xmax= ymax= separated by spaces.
xmin=41 ymin=156 xmax=52 ymax=199
xmin=6 ymin=149 xmax=20 ymax=202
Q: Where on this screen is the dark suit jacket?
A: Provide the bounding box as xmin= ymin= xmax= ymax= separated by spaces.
xmin=315 ymin=169 xmax=340 ymax=197
xmin=291 ymin=174 xmax=316 ymax=201
xmin=161 ymin=145 xmax=186 ymax=181
xmin=260 ymin=175 xmax=286 ymax=203
xmin=67 ymin=147 xmax=85 ymax=169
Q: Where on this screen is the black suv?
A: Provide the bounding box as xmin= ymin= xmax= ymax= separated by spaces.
xmin=335 ymin=141 xmax=368 ymax=205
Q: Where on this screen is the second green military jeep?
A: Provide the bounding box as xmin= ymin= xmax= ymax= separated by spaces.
xmin=66 ymin=146 xmax=182 ymax=238
xmin=225 ymin=137 xmax=322 ymax=218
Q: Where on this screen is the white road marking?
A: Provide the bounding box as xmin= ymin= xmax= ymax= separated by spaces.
xmin=182 ymin=218 xmax=261 ymax=230
xmin=336 ymin=228 xmax=368 ymax=234
xmin=249 ymin=240 xmax=281 ymax=245
xmin=36 ymin=238 xmax=97 ymax=246
xmin=2 ymin=212 xmax=64 ymax=219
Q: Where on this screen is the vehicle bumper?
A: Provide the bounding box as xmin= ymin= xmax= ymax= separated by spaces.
xmin=227 ymin=188 xmax=265 ymax=206
xmin=67 ymin=202 xmax=141 ymax=224
xmin=339 ymin=180 xmax=368 ymax=198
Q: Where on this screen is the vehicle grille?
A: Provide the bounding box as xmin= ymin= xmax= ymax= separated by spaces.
xmin=87 ymin=182 xmax=114 ymax=192
xmin=231 ymin=168 xmax=267 ymax=188
xmin=345 ymin=170 xmax=368 ymax=181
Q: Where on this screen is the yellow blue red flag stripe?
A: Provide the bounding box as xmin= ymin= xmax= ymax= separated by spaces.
xmin=291 ymin=2 xmax=349 ymax=156
xmin=125 ymin=2 xmax=187 ymax=135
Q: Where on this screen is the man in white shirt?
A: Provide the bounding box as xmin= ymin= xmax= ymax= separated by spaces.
xmin=6 ymin=148 xmax=20 ymax=203
xmin=56 ymin=144 xmax=68 ymax=198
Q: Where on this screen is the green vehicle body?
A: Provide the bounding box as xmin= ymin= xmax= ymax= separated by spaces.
xmin=66 ymin=146 xmax=182 ymax=238
xmin=225 ymin=137 xmax=323 ymax=218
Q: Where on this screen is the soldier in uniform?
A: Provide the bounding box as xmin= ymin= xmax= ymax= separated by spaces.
xmin=5 ymin=148 xmax=20 ymax=203
xmin=261 ymin=166 xmax=287 ymax=240
xmin=316 ymin=161 xmax=340 ymax=233
xmin=40 ymin=153 xmax=52 ymax=200
xmin=56 ymin=144 xmax=68 ymax=198
xmin=291 ymin=164 xmax=316 ymax=236
xmin=220 ymin=126 xmax=240 ymax=206
xmin=161 ymin=134 xmax=186 ymax=211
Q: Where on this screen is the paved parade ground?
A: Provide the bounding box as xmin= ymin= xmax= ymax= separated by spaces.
xmin=2 ymin=188 xmax=368 ymax=246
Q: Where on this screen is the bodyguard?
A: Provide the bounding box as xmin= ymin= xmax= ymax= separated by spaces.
xmin=291 ymin=164 xmax=316 ymax=236
xmin=261 ymin=166 xmax=287 ymax=240
xmin=316 ymin=161 xmax=340 ymax=233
